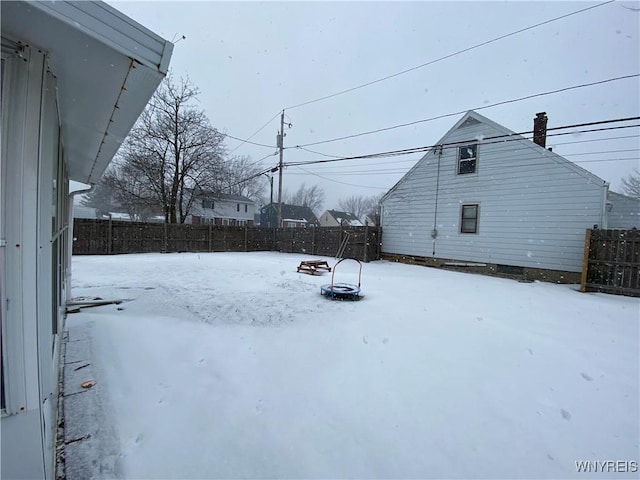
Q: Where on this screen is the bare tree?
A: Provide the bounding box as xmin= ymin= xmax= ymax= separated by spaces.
xmin=284 ymin=183 xmax=325 ymax=214
xmin=217 ymin=155 xmax=268 ymax=202
xmin=102 ymin=163 xmax=160 ymax=221
xmin=621 ymin=168 xmax=640 ymax=199
xmin=338 ymin=194 xmax=381 ymax=221
xmin=113 ymin=74 xmax=225 ymax=223
xmin=80 ymin=177 xmax=114 ymax=217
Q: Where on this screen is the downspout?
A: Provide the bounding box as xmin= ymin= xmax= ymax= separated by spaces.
xmin=601 ymin=181 xmax=609 ymax=230
xmin=66 ymin=184 xmax=94 ymax=302
xmin=432 ymin=145 xmax=443 ymax=257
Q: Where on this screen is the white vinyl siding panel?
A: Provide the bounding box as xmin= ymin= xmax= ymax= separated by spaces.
xmin=381 ymin=114 xmax=607 ymax=272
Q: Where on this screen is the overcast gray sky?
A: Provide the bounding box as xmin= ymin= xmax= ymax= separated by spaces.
xmin=107 ymin=0 xmax=640 ymax=210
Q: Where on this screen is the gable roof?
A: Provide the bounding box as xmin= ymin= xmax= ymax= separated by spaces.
xmin=325 ymin=209 xmax=363 ymax=226
xmin=381 ymin=110 xmax=608 ymax=202
xmin=198 ymin=192 xmax=254 ymax=203
xmin=261 ymin=203 xmax=317 ymax=222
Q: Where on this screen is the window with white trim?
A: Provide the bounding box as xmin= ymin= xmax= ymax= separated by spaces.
xmin=461 ymin=204 xmax=479 ymax=234
xmin=457 ymin=144 xmax=477 ymax=174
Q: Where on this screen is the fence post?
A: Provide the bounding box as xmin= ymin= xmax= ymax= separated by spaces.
xmin=244 ymin=226 xmax=248 ymax=252
xmin=163 ymin=222 xmax=168 ymax=253
xmin=107 ymin=216 xmax=113 ymax=254
xmin=208 ymin=224 xmax=212 ymax=252
xmin=223 ymin=227 xmax=227 ymax=251
xmin=291 ymin=227 xmax=295 ymax=253
xmin=312 ymin=227 xmax=316 ymax=255
xmin=363 ymin=225 xmax=369 ymax=262
xmin=580 ymin=229 xmax=592 ymax=293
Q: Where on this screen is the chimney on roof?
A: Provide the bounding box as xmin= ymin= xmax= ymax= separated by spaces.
xmin=533 ymin=112 xmax=548 ymax=148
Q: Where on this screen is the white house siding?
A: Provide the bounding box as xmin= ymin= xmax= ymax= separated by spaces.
xmin=381 ymin=113 xmax=607 ymax=273
xmin=1 ymin=44 xmax=65 ymax=480
xmin=319 ymin=211 xmax=340 ymax=227
xmin=191 ymin=197 xmax=256 ymax=225
xmin=2 ymin=2 xmax=172 ymax=478
xmin=607 ymin=192 xmax=640 ymax=229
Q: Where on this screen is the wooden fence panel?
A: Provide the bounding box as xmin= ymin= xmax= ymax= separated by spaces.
xmin=582 ymin=228 xmax=640 ymax=297
xmin=73 ymin=220 xmax=381 ymax=262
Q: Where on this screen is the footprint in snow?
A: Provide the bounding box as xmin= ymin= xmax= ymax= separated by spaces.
xmin=560 ymin=409 xmax=572 ymax=421
xmin=580 ymin=372 xmax=593 ymax=381
xmin=382 ymin=337 xmax=389 ymax=345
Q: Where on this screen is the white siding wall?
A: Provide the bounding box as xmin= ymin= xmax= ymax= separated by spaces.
xmin=191 ymin=198 xmax=256 ymax=223
xmin=382 ymin=119 xmax=607 ymax=272
xmin=607 ymin=192 xmax=640 ymax=229
xmin=1 ymin=43 xmax=58 ymax=479
xmin=319 ymin=211 xmax=339 ymax=227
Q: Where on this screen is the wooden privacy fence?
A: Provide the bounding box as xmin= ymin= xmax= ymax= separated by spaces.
xmin=581 ymin=228 xmax=640 ymax=297
xmin=73 ymin=219 xmax=381 ymax=262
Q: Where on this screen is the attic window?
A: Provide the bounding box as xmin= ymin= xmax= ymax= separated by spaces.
xmin=458 ymin=144 xmax=477 ymax=174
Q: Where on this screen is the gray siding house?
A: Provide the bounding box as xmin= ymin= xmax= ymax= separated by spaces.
xmin=380 ymin=111 xmax=615 ymax=278
xmin=189 ymin=193 xmax=256 ymax=226
xmin=607 ymin=191 xmax=640 ymax=229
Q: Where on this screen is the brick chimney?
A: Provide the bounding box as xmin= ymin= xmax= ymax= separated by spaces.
xmin=533 ymin=112 xmax=548 ymax=148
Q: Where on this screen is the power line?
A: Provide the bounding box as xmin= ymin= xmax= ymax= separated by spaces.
xmin=228 ymin=111 xmax=282 ymax=153
xmin=224 ymin=133 xmax=275 ymax=149
xmin=285 ymin=0 xmax=614 ymax=110
xmin=289 ymin=149 xmax=640 ymax=176
xmin=292 ymin=165 xmax=389 ymax=190
xmin=295 ymin=133 xmax=640 ymax=163
xmin=248 ymin=150 xmax=279 ymax=167
xmin=292 ymin=74 xmax=640 ymax=148
xmin=283 ymin=121 xmax=640 ymax=168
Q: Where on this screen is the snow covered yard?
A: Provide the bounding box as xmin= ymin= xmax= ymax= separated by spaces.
xmin=67 ymin=252 xmax=639 ymax=479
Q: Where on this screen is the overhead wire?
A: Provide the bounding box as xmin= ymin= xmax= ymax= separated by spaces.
xmin=295 ymin=132 xmax=640 ymax=163
xmin=285 ymin=0 xmax=615 ymax=110
xmin=282 ymin=120 xmax=640 ymax=168
xmin=291 ymin=74 xmax=640 ymax=148
xmin=223 ymin=133 xmax=275 ymax=149
xmin=227 ymin=111 xmax=282 ymax=153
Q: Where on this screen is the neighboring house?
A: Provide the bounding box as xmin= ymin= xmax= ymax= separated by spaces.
xmin=362 ymin=214 xmax=379 ymax=226
xmin=607 ymin=191 xmax=640 ymax=229
xmin=260 ymin=203 xmax=319 ymax=228
xmin=73 ymin=205 xmax=99 ymax=219
xmin=1 ymin=2 xmax=172 ymax=478
xmin=319 ymin=209 xmax=364 ymax=227
xmin=188 ymin=193 xmax=256 ymax=226
xmin=380 ymin=110 xmax=617 ymax=280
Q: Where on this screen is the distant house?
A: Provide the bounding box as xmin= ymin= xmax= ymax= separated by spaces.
xmin=319 ymin=209 xmax=364 ymax=227
xmin=260 ymin=203 xmax=319 ymax=228
xmin=73 ymin=205 xmax=99 ymax=219
xmin=188 ymin=193 xmax=256 ymax=226
xmin=362 ymin=214 xmax=379 ymax=226
xmin=607 ymin=191 xmax=640 ymax=229
xmin=380 ymin=110 xmax=636 ymax=281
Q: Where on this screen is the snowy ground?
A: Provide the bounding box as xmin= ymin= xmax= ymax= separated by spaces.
xmin=67 ymin=252 xmax=639 ymax=479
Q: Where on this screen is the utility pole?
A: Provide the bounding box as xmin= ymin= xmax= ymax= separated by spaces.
xmin=277 ymin=109 xmax=285 ymax=228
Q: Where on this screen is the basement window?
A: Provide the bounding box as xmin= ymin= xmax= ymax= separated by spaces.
xmin=458 ymin=144 xmax=477 ymax=174
xmin=461 ymin=204 xmax=479 ymax=234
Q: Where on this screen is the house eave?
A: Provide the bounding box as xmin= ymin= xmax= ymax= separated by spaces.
xmin=1 ymin=0 xmax=173 ymax=184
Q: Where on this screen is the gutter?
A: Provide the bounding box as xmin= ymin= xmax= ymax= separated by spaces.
xmin=66 ymin=184 xmax=94 ymax=303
